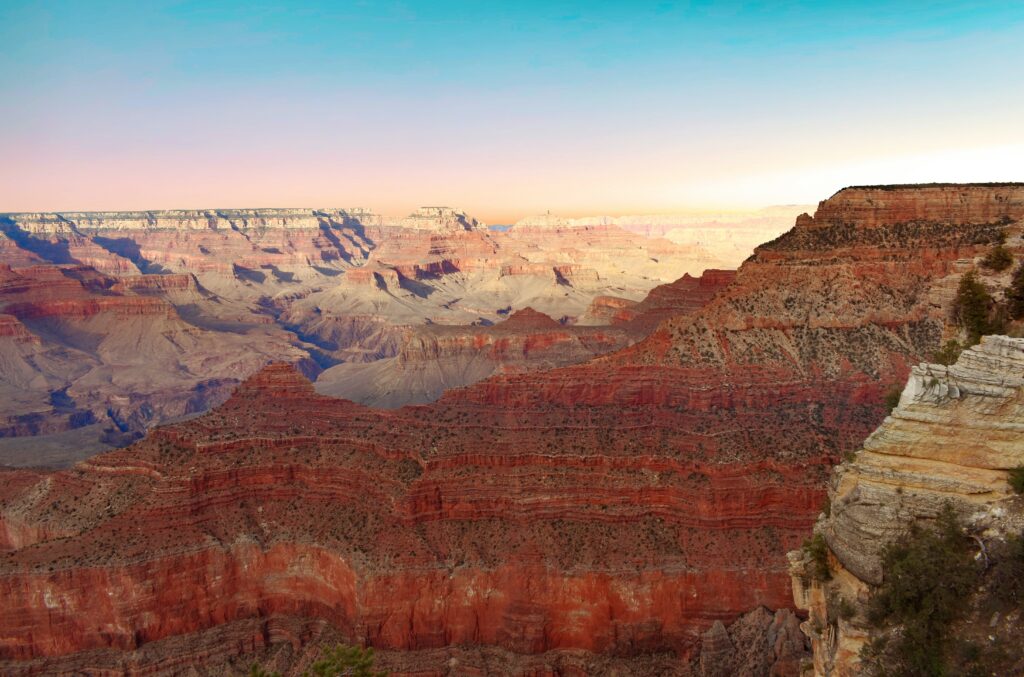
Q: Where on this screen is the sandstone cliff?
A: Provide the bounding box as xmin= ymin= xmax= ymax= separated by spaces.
xmin=790 ymin=335 xmax=1024 ymax=676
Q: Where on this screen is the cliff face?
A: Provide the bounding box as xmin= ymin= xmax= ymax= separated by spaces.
xmin=790 ymin=336 xmax=1024 ymax=676
xmin=581 ymin=269 xmax=737 ymax=333
xmin=0 ymin=364 xmax=815 ymax=675
xmin=807 ymin=183 xmax=1024 ymax=230
xmin=0 ymin=184 xmax=1022 ymax=674
xmin=513 ymin=206 xmax=805 ymax=269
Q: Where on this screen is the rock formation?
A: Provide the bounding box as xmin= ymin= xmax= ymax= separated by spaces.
xmin=316 ymin=269 xmax=737 ymax=408
xmin=314 ymin=308 xmax=634 ymax=407
xmin=0 ymin=184 xmax=1022 ymax=674
xmin=790 ymin=335 xmax=1024 ymax=676
xmin=0 ymin=263 xmax=306 ymax=465
xmin=581 ymin=269 xmax=737 ymax=333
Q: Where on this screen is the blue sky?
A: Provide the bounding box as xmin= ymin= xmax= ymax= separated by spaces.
xmin=2 ymin=1 xmax=1023 ymax=219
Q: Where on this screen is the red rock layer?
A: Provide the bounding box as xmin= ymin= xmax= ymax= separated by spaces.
xmin=807 ymin=183 xmax=1024 ymax=229
xmin=0 ymin=265 xmax=175 ymax=320
xmin=0 ymin=184 xmax=1022 ymax=674
xmin=0 ymin=315 xmax=38 ymax=342
xmin=396 ymin=308 xmax=629 ymax=367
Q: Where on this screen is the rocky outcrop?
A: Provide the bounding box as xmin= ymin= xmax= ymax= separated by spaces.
xmin=807 ymin=183 xmax=1024 ymax=230
xmin=789 ymin=335 xmax=1024 ymax=676
xmin=697 ymin=607 xmax=807 ymax=677
xmin=0 ymin=363 xmax=812 ymax=675
xmin=314 ymin=268 xmax=738 ymax=409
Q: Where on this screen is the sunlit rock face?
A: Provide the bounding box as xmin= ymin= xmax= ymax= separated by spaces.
xmin=0 ymin=184 xmax=1022 ymax=674
xmin=790 ymin=336 xmax=1024 ymax=677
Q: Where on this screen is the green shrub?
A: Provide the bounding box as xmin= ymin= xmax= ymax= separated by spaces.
xmin=250 ymin=645 xmax=387 ymax=677
xmin=862 ymin=504 xmax=977 ymax=676
xmin=1008 ymin=466 xmax=1024 ymax=494
xmin=1008 ymin=263 xmax=1024 ymax=320
xmin=803 ymin=532 xmax=831 ymax=581
xmin=308 ymin=645 xmax=387 ymax=677
xmin=981 ymin=244 xmax=1014 ymax=271
xmin=931 ymin=339 xmax=963 ymax=366
xmin=953 ymin=272 xmax=1001 ymax=345
xmin=883 ymin=385 xmax=902 ymax=414
xmin=988 ymin=532 xmax=1024 ymax=609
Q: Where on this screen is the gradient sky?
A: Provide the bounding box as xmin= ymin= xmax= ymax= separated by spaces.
xmin=2 ymin=1 xmax=1024 ymax=222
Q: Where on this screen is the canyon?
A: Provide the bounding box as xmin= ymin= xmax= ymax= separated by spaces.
xmin=0 ymin=207 xmax=788 ymax=465
xmin=1 ymin=184 xmax=1021 ymax=674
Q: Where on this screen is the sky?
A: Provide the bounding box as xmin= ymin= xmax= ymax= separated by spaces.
xmin=2 ymin=1 xmax=1023 ymax=223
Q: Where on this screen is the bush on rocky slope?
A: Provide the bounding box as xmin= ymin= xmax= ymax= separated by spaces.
xmin=981 ymin=243 xmax=1014 ymax=271
xmin=861 ymin=504 xmax=978 ymax=676
xmin=251 ymin=644 xmax=387 ymax=677
xmin=953 ymin=272 xmax=1003 ymax=344
xmin=1008 ymin=263 xmax=1024 ymax=320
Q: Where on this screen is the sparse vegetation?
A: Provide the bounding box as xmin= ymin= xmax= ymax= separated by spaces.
xmin=953 ymin=271 xmax=1004 ymax=345
xmin=803 ymin=532 xmax=831 ymax=581
xmin=250 ymin=644 xmax=387 ymax=677
xmin=838 ymin=595 xmax=857 ymax=620
xmin=981 ymin=230 xmax=1013 ymax=271
xmin=931 ymin=339 xmax=963 ymax=366
xmin=861 ymin=504 xmax=978 ymax=676
xmin=988 ymin=532 xmax=1024 ymax=608
xmin=1008 ymin=263 xmax=1024 ymax=320
xmin=883 ymin=386 xmax=902 ymax=414
xmin=1008 ymin=466 xmax=1024 ymax=494
xmin=981 ymin=243 xmax=1014 ymax=271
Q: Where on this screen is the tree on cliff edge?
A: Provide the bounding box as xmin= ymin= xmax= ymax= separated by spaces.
xmin=953 ymin=271 xmax=1002 ymax=344
xmin=1008 ymin=263 xmax=1024 ymax=320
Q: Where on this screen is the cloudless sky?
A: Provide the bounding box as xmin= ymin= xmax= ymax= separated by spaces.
xmin=2 ymin=1 xmax=1023 ymax=222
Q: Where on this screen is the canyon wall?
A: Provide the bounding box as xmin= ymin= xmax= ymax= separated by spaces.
xmin=0 ymin=184 xmax=1022 ymax=674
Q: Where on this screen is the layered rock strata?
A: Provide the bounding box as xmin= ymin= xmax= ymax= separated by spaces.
xmin=315 ymin=268 xmax=737 ymax=408
xmin=0 ymin=184 xmax=1022 ymax=673
xmin=1 ymin=206 xmax=733 ymax=460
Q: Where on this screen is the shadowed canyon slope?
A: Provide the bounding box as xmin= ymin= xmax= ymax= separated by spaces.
xmin=0 ymin=207 xmax=769 ymax=464
xmin=1 ymin=185 xmax=1021 ymax=675
xmin=315 ymin=270 xmax=737 ymax=408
